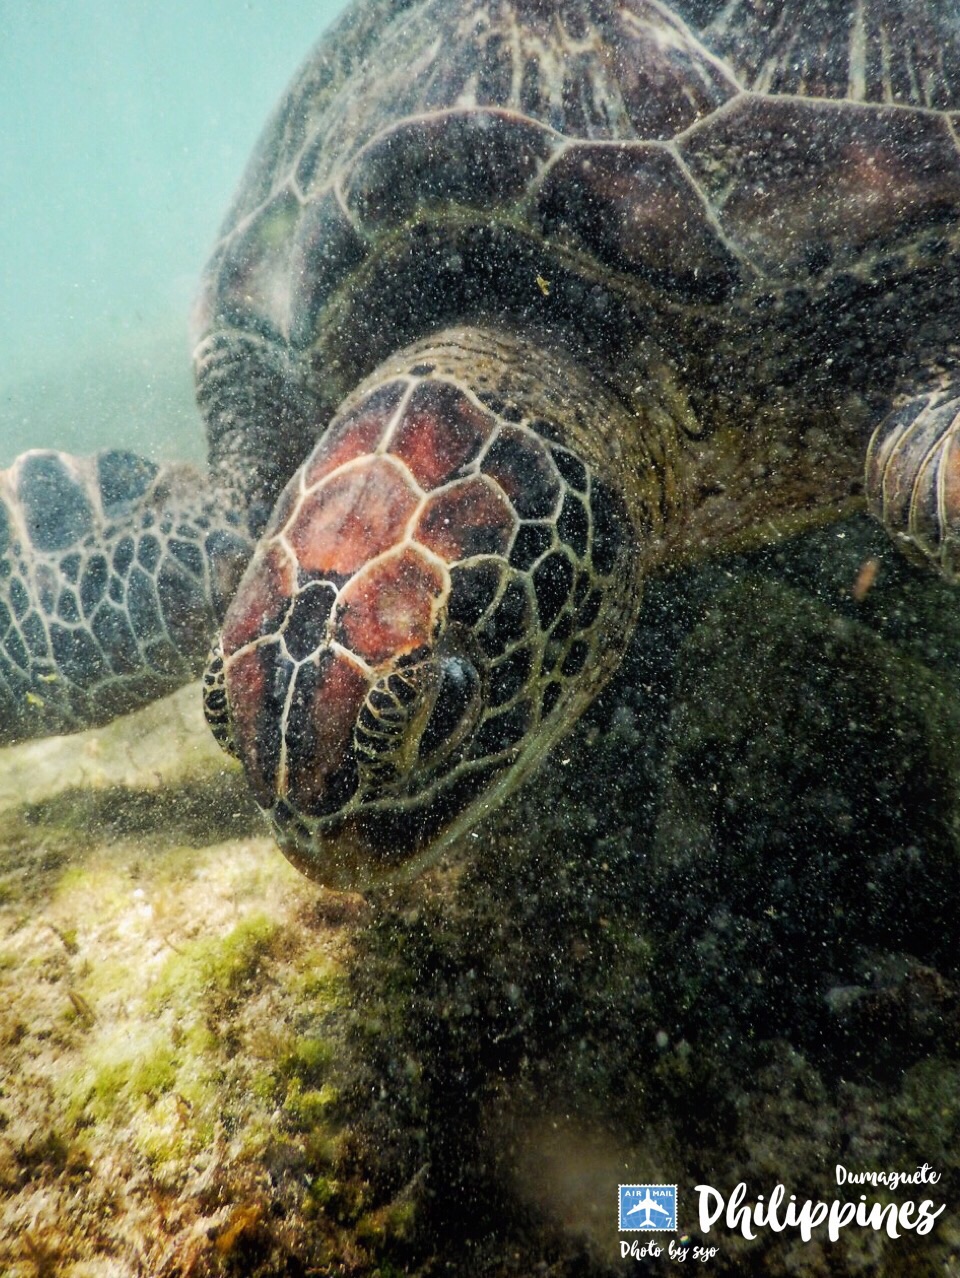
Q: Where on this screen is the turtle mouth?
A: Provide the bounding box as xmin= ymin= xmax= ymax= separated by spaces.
xmin=259 ymin=631 xmax=506 ymax=888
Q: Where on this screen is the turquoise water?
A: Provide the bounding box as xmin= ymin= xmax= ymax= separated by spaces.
xmin=0 ymin=2 xmax=347 ymax=467
xmin=0 ymin=4 xmax=957 ymax=1272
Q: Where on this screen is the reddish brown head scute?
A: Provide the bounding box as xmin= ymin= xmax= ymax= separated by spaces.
xmin=207 ymin=347 xmax=634 ymax=886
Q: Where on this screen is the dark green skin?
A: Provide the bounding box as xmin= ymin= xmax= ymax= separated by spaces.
xmin=2 ymin=0 xmax=960 ymax=880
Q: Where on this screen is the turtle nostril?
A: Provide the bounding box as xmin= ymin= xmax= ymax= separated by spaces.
xmin=417 ymin=653 xmax=481 ymax=761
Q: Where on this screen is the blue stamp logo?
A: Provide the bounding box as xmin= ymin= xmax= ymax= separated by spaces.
xmin=619 ymin=1184 xmax=677 ymax=1231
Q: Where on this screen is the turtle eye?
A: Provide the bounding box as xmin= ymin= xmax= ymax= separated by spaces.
xmin=416 ymin=651 xmax=481 ymax=763
xmin=353 ymin=638 xmax=482 ymax=795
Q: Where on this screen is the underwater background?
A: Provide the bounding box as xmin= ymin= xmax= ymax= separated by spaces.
xmin=1 ymin=3 xmax=960 ymax=1275
xmin=0 ymin=1 xmax=348 ymax=466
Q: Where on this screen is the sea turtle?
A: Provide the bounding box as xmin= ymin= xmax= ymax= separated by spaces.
xmin=2 ymin=0 xmax=960 ymax=886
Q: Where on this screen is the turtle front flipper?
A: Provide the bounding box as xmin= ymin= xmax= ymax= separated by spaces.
xmin=866 ymin=377 xmax=960 ymax=577
xmin=0 ymin=449 xmax=252 ymax=743
xmin=209 ymin=327 xmax=683 ymax=887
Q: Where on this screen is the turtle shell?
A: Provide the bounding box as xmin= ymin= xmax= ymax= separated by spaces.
xmin=195 ymin=0 xmax=960 ymax=433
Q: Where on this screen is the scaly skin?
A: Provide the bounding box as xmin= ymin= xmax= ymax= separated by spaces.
xmin=207 ymin=327 xmax=682 ymax=886
xmin=0 ymin=451 xmax=250 ymax=742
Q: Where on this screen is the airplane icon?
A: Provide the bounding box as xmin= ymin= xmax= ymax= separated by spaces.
xmin=626 ymin=1192 xmax=672 ymax=1228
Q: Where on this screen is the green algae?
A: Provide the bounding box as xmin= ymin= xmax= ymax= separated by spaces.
xmin=39 ymin=909 xmax=354 ymax=1233
xmin=65 ymin=1026 xmax=179 ymax=1124
xmin=0 ymin=687 xmax=365 ymax=1274
xmin=147 ymin=913 xmax=279 ymax=1009
xmin=282 ymin=1077 xmax=339 ymax=1128
xmin=53 ymin=859 xmax=133 ymax=918
xmin=57 ymin=911 xmax=333 ymax=1168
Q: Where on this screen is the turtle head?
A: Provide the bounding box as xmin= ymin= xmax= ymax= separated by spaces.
xmin=204 ymin=333 xmax=647 ymax=887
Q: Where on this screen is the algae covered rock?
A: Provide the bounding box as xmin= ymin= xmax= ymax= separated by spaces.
xmin=2 ymin=521 xmax=960 ymax=1276
xmin=653 ymin=574 xmax=960 ymax=1057
xmin=0 ymin=686 xmax=375 ymax=1276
